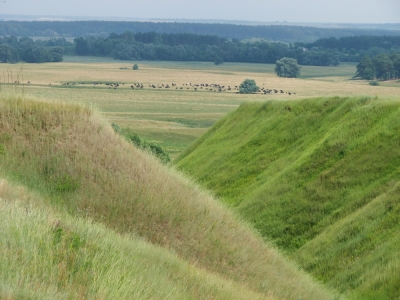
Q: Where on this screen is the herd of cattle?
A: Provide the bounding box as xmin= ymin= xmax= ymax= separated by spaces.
xmin=58 ymin=81 xmax=296 ymax=95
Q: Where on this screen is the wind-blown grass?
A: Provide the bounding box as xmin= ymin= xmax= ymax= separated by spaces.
xmin=0 ymin=179 xmax=269 ymax=300
xmin=0 ymin=92 xmax=337 ymax=300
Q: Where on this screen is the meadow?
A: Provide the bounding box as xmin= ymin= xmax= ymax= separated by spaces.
xmin=1 ymin=56 xmax=400 ymax=299
xmin=3 ymin=57 xmax=399 ymax=159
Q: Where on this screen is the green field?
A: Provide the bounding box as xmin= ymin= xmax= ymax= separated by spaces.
xmin=2 ymin=57 xmax=399 ymax=159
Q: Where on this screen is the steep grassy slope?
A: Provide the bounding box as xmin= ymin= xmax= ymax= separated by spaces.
xmin=176 ymin=97 xmax=400 ymax=298
xmin=0 ymin=92 xmax=336 ymax=300
xmin=0 ymin=179 xmax=269 ymax=300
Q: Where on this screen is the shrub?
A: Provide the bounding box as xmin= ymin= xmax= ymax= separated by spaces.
xmin=369 ymin=80 xmax=380 ymax=86
xmin=239 ymin=79 xmax=259 ymax=94
xmin=133 ymin=64 xmax=139 ymax=70
xmin=111 ymin=122 xmax=121 ymax=133
xmin=127 ymin=133 xmax=170 ymax=164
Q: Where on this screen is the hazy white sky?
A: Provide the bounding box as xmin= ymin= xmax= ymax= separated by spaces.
xmin=0 ymin=0 xmax=399 ymax=23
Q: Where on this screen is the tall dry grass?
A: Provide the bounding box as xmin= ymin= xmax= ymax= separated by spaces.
xmin=0 ymin=91 xmax=338 ymax=299
xmin=0 ymin=179 xmax=271 ymax=300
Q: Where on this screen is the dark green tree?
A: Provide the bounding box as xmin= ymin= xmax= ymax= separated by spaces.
xmin=50 ymin=46 xmax=64 ymax=62
xmin=355 ymin=55 xmax=375 ymax=80
xmin=239 ymin=79 xmax=259 ymax=94
xmin=373 ymin=53 xmax=394 ymax=80
xmin=74 ymin=37 xmax=89 ymax=55
xmin=0 ymin=44 xmax=19 ymax=63
xmin=275 ymin=57 xmax=301 ymax=78
xmin=221 ymin=40 xmax=238 ymax=61
xmin=133 ymin=64 xmax=139 ymax=70
xmin=23 ymin=46 xmax=52 ymax=63
xmin=390 ymin=53 xmax=400 ymax=79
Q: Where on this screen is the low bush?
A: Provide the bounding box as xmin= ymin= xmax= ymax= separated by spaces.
xmin=369 ymin=80 xmax=380 ymax=86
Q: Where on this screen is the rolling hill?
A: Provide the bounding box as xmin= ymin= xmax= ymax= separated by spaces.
xmin=176 ymin=96 xmax=400 ymax=299
xmin=0 ymin=91 xmax=337 ymax=299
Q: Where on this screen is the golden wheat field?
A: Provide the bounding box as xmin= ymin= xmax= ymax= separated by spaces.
xmin=1 ymin=56 xmax=399 ymax=158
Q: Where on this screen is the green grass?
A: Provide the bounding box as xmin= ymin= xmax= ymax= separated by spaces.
xmin=0 ymin=91 xmax=337 ymax=300
xmin=176 ymin=96 xmax=400 ymax=298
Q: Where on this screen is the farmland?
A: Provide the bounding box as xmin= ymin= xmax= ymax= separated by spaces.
xmin=3 ymin=57 xmax=399 ymax=158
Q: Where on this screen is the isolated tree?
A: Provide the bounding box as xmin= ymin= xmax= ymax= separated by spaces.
xmin=239 ymin=79 xmax=259 ymax=94
xmin=355 ymin=55 xmax=375 ymax=80
xmin=133 ymin=64 xmax=139 ymax=70
xmin=275 ymin=57 xmax=301 ymax=78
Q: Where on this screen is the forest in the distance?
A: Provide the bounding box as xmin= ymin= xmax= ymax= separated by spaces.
xmin=75 ymin=32 xmax=400 ymax=67
xmin=1 ymin=21 xmax=400 ymax=79
xmin=1 ymin=20 xmax=400 ymax=42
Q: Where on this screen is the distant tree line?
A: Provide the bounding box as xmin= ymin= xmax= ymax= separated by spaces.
xmin=1 ymin=21 xmax=400 ymax=43
xmin=1 ymin=31 xmax=400 ymax=73
xmin=73 ymin=31 xmax=400 ymax=67
xmin=0 ymin=36 xmax=72 ymax=63
xmin=354 ymin=53 xmax=400 ymax=80
xmin=296 ymin=35 xmax=400 ymax=62
xmin=74 ymin=31 xmax=343 ymax=66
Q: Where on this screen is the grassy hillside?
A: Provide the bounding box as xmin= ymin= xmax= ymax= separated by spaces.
xmin=176 ymin=96 xmax=400 ymax=298
xmin=0 ymin=91 xmax=337 ymax=299
xmin=0 ymin=179 xmax=269 ymax=300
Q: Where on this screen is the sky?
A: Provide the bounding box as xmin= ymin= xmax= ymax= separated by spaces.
xmin=0 ymin=0 xmax=399 ymax=24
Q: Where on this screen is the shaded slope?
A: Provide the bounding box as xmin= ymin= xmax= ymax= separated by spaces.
xmin=176 ymin=97 xmax=400 ymax=298
xmin=0 ymin=179 xmax=268 ymax=300
xmin=0 ymin=93 xmax=336 ymax=300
